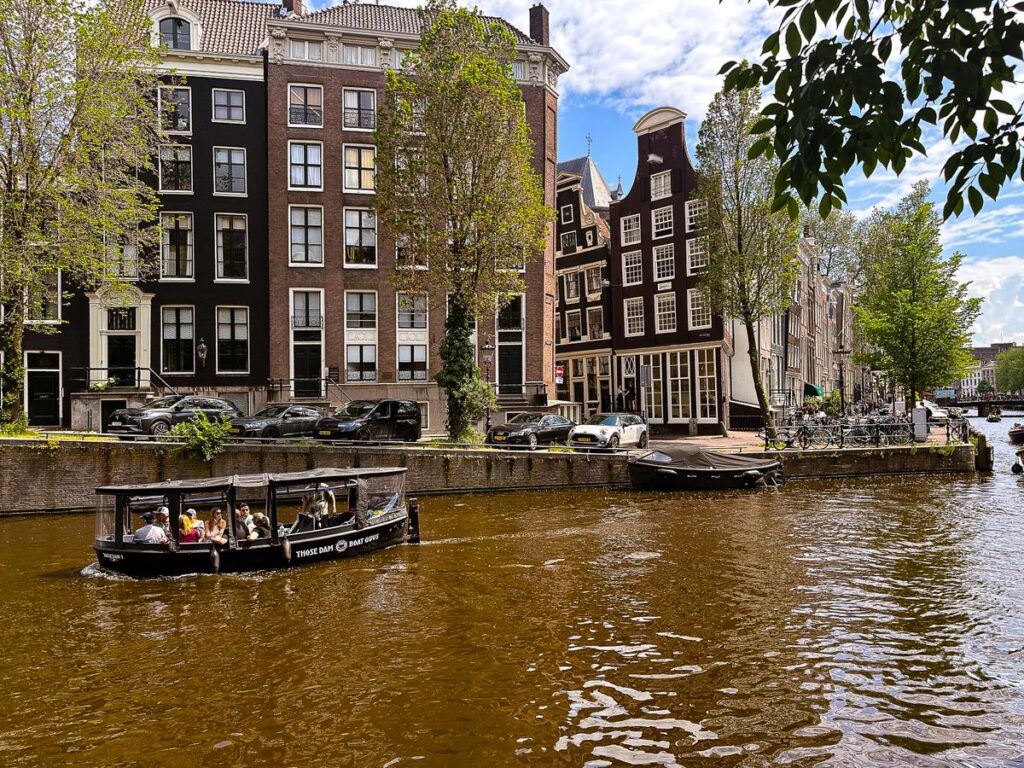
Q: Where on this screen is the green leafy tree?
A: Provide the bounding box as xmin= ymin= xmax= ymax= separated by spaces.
xmin=0 ymin=0 xmax=160 ymax=423
xmin=696 ymin=80 xmax=799 ymax=434
xmin=722 ymin=0 xmax=1024 ymax=220
xmin=977 ymin=377 xmax=996 ymax=395
xmin=169 ymin=411 xmax=233 ymax=462
xmin=855 ymin=183 xmax=982 ymax=407
xmin=375 ymin=0 xmax=549 ymax=440
xmin=801 ymin=207 xmax=858 ymax=281
xmin=995 ymin=349 xmax=1024 ymax=393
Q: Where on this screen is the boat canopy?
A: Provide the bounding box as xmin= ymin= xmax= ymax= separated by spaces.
xmin=633 ymin=445 xmax=779 ymax=471
xmin=96 ymin=467 xmax=406 ymax=496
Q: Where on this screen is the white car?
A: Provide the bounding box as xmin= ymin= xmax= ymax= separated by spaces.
xmin=568 ymin=412 xmax=649 ymax=450
xmin=918 ymin=399 xmax=949 ymax=421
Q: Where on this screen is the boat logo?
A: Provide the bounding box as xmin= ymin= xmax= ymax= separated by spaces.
xmin=335 ymin=539 xmax=348 ymax=554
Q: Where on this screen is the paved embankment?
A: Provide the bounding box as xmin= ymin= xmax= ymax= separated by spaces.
xmin=0 ymin=439 xmax=975 ymax=514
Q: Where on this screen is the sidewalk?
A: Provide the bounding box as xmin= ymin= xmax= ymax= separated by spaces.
xmin=650 ymin=424 xmax=954 ymax=453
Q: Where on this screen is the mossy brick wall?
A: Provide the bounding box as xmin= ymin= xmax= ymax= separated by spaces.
xmin=0 ymin=440 xmax=974 ymax=515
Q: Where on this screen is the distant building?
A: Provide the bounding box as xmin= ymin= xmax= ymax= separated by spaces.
xmin=556 ymin=155 xmax=614 ymax=223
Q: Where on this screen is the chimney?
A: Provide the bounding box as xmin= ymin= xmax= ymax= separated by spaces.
xmin=529 ymin=4 xmax=549 ymax=47
xmin=802 ymin=223 xmax=812 ymax=239
xmin=282 ymin=0 xmax=304 ymax=16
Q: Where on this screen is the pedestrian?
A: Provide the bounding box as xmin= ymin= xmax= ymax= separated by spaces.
xmin=624 ymin=383 xmax=636 ymax=413
xmin=615 ymin=387 xmax=625 ymax=412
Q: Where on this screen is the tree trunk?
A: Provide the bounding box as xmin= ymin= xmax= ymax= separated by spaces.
xmin=744 ymin=315 xmax=775 ymax=436
xmin=0 ymin=307 xmax=26 ymax=425
xmin=436 ymin=290 xmax=477 ymax=440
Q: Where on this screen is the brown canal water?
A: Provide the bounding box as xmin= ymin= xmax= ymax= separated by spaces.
xmin=2 ymin=418 xmax=1024 ymax=767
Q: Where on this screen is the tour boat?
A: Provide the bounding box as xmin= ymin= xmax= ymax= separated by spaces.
xmin=627 ymin=445 xmax=783 ymax=492
xmin=987 ymin=413 xmax=1003 ymax=422
xmin=92 ymin=467 xmax=419 ymax=577
xmin=1009 ymin=423 xmax=1024 ymax=445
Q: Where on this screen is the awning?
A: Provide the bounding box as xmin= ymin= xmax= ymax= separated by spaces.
xmin=803 ymin=383 xmax=824 ymax=398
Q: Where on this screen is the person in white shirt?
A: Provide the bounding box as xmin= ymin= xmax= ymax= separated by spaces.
xmin=133 ymin=512 xmax=168 ymax=544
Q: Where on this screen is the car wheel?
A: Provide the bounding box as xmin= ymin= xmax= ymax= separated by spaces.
xmin=263 ymin=427 xmax=279 ymax=439
xmin=355 ymin=428 xmax=370 ymax=441
xmin=608 ymin=435 xmax=620 ymax=450
xmin=150 ymin=420 xmax=170 ymax=436
xmin=638 ymin=431 xmax=649 ymax=448
xmin=528 ymin=433 xmax=538 ymax=450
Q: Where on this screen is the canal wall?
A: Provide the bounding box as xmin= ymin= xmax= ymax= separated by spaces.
xmin=0 ymin=440 xmax=975 ymax=514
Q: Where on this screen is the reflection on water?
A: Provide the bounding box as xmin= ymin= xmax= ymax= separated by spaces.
xmin=2 ymin=418 xmax=1024 ymax=766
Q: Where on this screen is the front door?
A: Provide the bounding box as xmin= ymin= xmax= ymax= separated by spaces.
xmin=107 ymin=335 xmax=137 ymax=386
xmin=293 ymin=345 xmax=321 ymax=398
xmin=26 ymin=352 xmax=61 ymax=427
xmin=498 ymin=345 xmax=523 ymax=396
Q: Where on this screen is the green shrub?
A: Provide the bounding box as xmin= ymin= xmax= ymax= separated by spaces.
xmin=169 ymin=411 xmax=233 ymax=461
xmin=0 ymin=416 xmax=31 ymax=437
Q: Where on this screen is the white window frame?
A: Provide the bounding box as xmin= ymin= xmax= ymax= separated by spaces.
xmin=287 ymin=83 xmax=324 ymax=128
xmin=289 ymin=288 xmax=325 ymax=397
xmin=560 ymin=231 xmax=577 ymax=252
xmin=342 ymin=43 xmax=377 ymax=67
xmin=564 ymin=309 xmax=582 ymax=341
xmin=343 ymin=143 xmax=376 ymax=194
xmin=212 ymin=146 xmax=247 ymax=197
xmin=688 ymin=288 xmax=712 ymax=330
xmin=24 ymin=269 xmax=61 ymax=325
xmin=290 ymin=39 xmax=323 ymax=61
xmin=686 ymin=236 xmax=709 ymax=275
xmin=214 ymin=213 xmax=248 ymax=282
xmin=655 ymin=293 xmax=676 ymax=334
xmin=343 ymin=88 xmax=377 ymax=132
xmin=160 ymin=304 xmax=195 ymax=375
xmin=652 ymin=206 xmax=674 ymax=239
xmin=158 ymin=85 xmax=191 ymax=135
xmin=585 ymin=266 xmax=603 ymax=296
xmin=211 ymin=88 xmax=245 ymax=124
xmin=397 ymin=343 xmax=428 ymax=382
xmin=215 ymin=305 xmax=250 ymax=375
xmin=396 ymin=235 xmax=428 ymax=270
xmin=343 ymin=207 xmax=377 ymax=269
xmin=396 ymin=292 xmax=428 ymax=330
xmin=346 ymin=342 xmax=378 ymax=382
xmin=621 ymin=214 xmax=641 ymax=246
xmin=587 ymin=306 xmax=604 ymax=339
xmin=563 ymin=271 xmax=580 ymax=302
xmin=622 ymin=250 xmax=643 ymax=286
xmin=624 ymin=297 xmax=645 ymax=337
xmin=685 ymin=199 xmax=707 ymax=233
xmin=160 ymin=211 xmax=194 ymax=281
xmin=344 ymin=289 xmax=378 ymax=330
xmin=651 ymin=170 xmax=671 ymax=201
xmin=288 ymin=205 xmax=324 ymax=268
xmin=654 ymin=243 xmax=675 ymax=281
xmin=560 ymin=204 xmax=574 ymax=224
xmin=158 ymin=145 xmax=193 ymax=194
xmin=287 ymin=140 xmax=323 ymax=192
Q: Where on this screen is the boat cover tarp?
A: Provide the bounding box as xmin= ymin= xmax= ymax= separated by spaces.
xmin=97 ymin=466 xmax=406 ymax=494
xmin=634 ymin=445 xmax=779 ymax=471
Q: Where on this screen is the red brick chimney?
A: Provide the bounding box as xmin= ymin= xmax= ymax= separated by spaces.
xmin=529 ymin=4 xmax=549 ymax=46
xmin=282 ymin=0 xmax=304 ymax=16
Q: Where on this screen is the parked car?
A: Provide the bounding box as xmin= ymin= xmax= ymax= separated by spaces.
xmin=228 ymin=404 xmax=322 ymax=438
xmin=485 ymin=412 xmax=575 ymax=449
xmin=313 ymin=399 xmax=422 ymax=442
xmin=568 ymin=412 xmax=649 ymax=450
xmin=107 ymin=395 xmax=241 ymax=436
xmin=918 ymin=399 xmax=949 ymax=421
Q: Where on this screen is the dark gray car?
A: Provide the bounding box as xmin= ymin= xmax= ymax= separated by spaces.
xmin=228 ymin=404 xmax=322 ymax=438
xmin=107 ymin=395 xmax=242 ymax=436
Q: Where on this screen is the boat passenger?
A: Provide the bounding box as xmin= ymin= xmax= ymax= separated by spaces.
xmin=234 ymin=503 xmax=258 ymax=541
xmin=155 ymin=506 xmax=170 ymax=535
xmin=186 ymin=508 xmax=205 ymax=541
xmin=300 ymin=483 xmax=337 ymax=528
xmin=206 ymin=508 xmax=228 ymax=545
xmin=133 ymin=512 xmax=168 ymax=544
xmin=252 ymin=512 xmax=272 ymax=538
xmin=179 ymin=514 xmax=201 ymax=543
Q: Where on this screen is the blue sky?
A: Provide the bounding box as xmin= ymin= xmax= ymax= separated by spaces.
xmin=308 ymin=0 xmax=1024 ymax=345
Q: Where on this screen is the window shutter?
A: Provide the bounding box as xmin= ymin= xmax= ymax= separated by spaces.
xmin=671 ymin=168 xmax=683 ymax=193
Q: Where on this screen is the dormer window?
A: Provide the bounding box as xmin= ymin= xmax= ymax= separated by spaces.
xmin=159 ymin=18 xmax=191 ymax=50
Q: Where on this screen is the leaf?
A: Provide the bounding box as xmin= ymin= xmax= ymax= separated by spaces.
xmin=762 ymin=31 xmax=781 ymax=55
xmin=786 ymin=23 xmax=802 ymax=57
xmin=818 ymin=194 xmax=833 ymax=218
xmin=800 ymin=5 xmax=817 ymax=40
xmin=751 ymin=118 xmax=774 ymax=135
xmin=878 ymin=36 xmax=892 ymax=61
xmin=968 ymin=185 xmax=983 ymax=215
xmin=978 ymin=172 xmax=999 ymax=199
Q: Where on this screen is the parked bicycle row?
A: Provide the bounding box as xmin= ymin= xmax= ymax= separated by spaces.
xmin=758 ymin=417 xmax=970 ymax=450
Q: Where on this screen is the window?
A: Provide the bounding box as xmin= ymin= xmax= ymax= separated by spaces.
xmin=343 ymin=44 xmax=376 ymax=66
xmin=585 ymin=267 xmax=603 ymax=295
xmin=622 ymin=251 xmax=642 ymax=286
xmin=398 ymin=345 xmax=427 ymax=381
xmin=344 ymin=209 xmax=376 ymax=267
xmin=159 ymin=87 xmax=190 ymax=133
xmin=396 ymin=236 xmax=427 ymax=269
xmin=652 ymin=206 xmax=673 ymax=238
xmin=344 ymin=145 xmax=375 ymax=192
xmin=289 ymin=141 xmax=322 ymax=190
xmin=511 ymin=60 xmax=527 ymax=80
xmin=621 ymin=214 xmax=641 ymax=246
xmin=655 ymin=293 xmax=676 ymax=333
xmin=565 ymin=310 xmax=581 ymax=341
xmin=161 ymin=306 xmax=194 ymax=373
xmin=651 ymin=171 xmax=671 ymax=200
xmin=563 ymin=272 xmax=580 ymax=301
xmin=688 ymin=289 xmax=712 ymax=329
xmin=107 ymin=238 xmax=138 ymax=280
xmin=213 ymin=147 xmax=246 ymax=195
xmin=625 ymin=297 xmax=644 ymax=336
xmin=343 ymin=89 xmax=376 ymax=129
xmin=212 ymin=89 xmax=245 ymax=123
xmin=654 ymin=243 xmax=675 ymax=281
xmin=215 ymin=214 xmax=247 ymax=280
xmin=160 ymin=213 xmax=193 ymax=279
xmin=560 ymin=231 xmax=577 ymax=252
xmin=159 ymin=18 xmax=191 ymax=50
xmin=289 ymin=206 xmax=323 ymax=265
xmin=397 ymin=293 xmax=427 ymax=329
xmin=290 ymin=39 xmax=322 ymax=61
xmin=560 ymin=204 xmax=574 ymax=224
xmin=216 ymin=307 xmax=248 ymax=373
xmin=288 ymin=85 xmax=323 ymax=127
xmin=392 ymin=49 xmax=407 ymax=69
xmin=686 ymin=236 xmax=709 ymax=273
xmin=158 ymin=146 xmax=192 ymax=192
xmin=668 ymin=351 xmax=691 ymax=421
xmin=697 ymin=348 xmax=718 ymax=420
xmin=346 ymin=345 xmax=377 ymax=381
xmin=107 ymin=307 xmax=136 ymax=331
xmin=345 ymin=292 xmax=377 ymax=329
xmin=498 ymin=295 xmax=523 ymax=330
xmin=26 ymin=271 xmax=60 ymax=323
xmin=685 ymin=198 xmax=707 ymax=232
xmin=587 ymin=306 xmax=604 ymax=338
xmin=292 ymin=291 xmax=322 ymax=329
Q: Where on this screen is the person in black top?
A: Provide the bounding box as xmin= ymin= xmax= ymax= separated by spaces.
xmin=624 ymin=383 xmax=637 ymax=413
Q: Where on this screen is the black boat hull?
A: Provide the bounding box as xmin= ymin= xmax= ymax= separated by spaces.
xmin=94 ymin=515 xmax=408 ymax=577
xmin=1009 ymin=428 xmax=1024 ymax=445
xmin=628 ymin=461 xmax=781 ymax=491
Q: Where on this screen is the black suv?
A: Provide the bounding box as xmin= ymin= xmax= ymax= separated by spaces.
xmin=107 ymin=395 xmax=242 ymax=436
xmin=313 ymin=400 xmax=422 ymax=442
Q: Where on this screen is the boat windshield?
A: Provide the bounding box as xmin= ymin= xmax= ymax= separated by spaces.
xmin=253 ymin=405 xmax=289 ymax=418
xmin=145 ymin=395 xmax=183 ymax=409
xmin=507 ymin=413 xmax=543 ymax=425
xmin=584 ymin=414 xmax=620 ymax=426
xmin=334 ymin=401 xmax=378 ymax=419
xmin=642 ymin=451 xmax=673 ymax=463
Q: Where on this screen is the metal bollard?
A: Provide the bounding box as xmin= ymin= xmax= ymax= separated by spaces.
xmin=407 ymin=497 xmax=421 ymax=544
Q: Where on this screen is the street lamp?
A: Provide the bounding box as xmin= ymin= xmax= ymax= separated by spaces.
xmin=196 ymin=338 xmax=208 ymax=368
xmin=833 ymin=347 xmax=851 ymax=414
xmin=482 ymin=341 xmax=495 ymax=432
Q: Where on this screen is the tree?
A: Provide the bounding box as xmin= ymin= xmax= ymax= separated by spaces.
xmin=722 ymin=0 xmax=1024 ymax=220
xmin=696 ymin=81 xmax=799 ymax=434
xmin=801 ymin=206 xmax=858 ymax=281
xmin=854 ymin=182 xmax=982 ymax=407
xmin=977 ymin=378 xmax=996 ymax=395
xmin=0 ymin=0 xmax=160 ymax=423
xmin=375 ymin=0 xmax=549 ymax=440
xmin=995 ymin=348 xmax=1024 ymax=393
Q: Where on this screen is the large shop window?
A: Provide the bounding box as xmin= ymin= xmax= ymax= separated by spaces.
xmin=216 ymin=307 xmax=249 ymax=373
xmin=697 ymin=348 xmax=718 ymax=421
xmin=161 ymin=306 xmax=194 ymax=374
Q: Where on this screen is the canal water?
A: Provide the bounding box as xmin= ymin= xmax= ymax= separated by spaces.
xmin=2 ymin=419 xmax=1024 ymax=767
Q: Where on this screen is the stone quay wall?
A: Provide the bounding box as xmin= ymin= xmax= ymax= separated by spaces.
xmin=0 ymin=440 xmax=975 ymax=515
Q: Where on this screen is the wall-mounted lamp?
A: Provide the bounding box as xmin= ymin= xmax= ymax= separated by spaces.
xmin=196 ymin=338 xmax=208 ymax=368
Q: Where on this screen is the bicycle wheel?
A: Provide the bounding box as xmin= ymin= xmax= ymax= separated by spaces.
xmin=889 ymin=428 xmax=911 ymax=446
xmin=848 ymin=427 xmax=871 ymax=446
xmin=806 ymin=428 xmax=831 ymax=449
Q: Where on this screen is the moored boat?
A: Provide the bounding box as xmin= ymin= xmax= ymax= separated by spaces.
xmin=1009 ymin=424 xmax=1024 ymax=445
xmin=92 ymin=467 xmax=418 ymax=577
xmin=627 ymin=445 xmax=783 ymax=491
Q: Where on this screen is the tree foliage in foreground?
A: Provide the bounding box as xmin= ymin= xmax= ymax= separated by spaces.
xmin=995 ymin=348 xmax=1024 ymax=393
xmin=0 ymin=0 xmax=161 ymax=422
xmin=375 ymin=0 xmax=550 ymax=440
xmin=722 ymin=0 xmax=1024 ymax=220
xmin=696 ymin=81 xmax=798 ymax=433
xmin=855 ymin=183 xmax=982 ymax=406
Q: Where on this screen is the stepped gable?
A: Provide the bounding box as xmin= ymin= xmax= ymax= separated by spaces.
xmin=143 ymin=0 xmax=280 ymax=56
